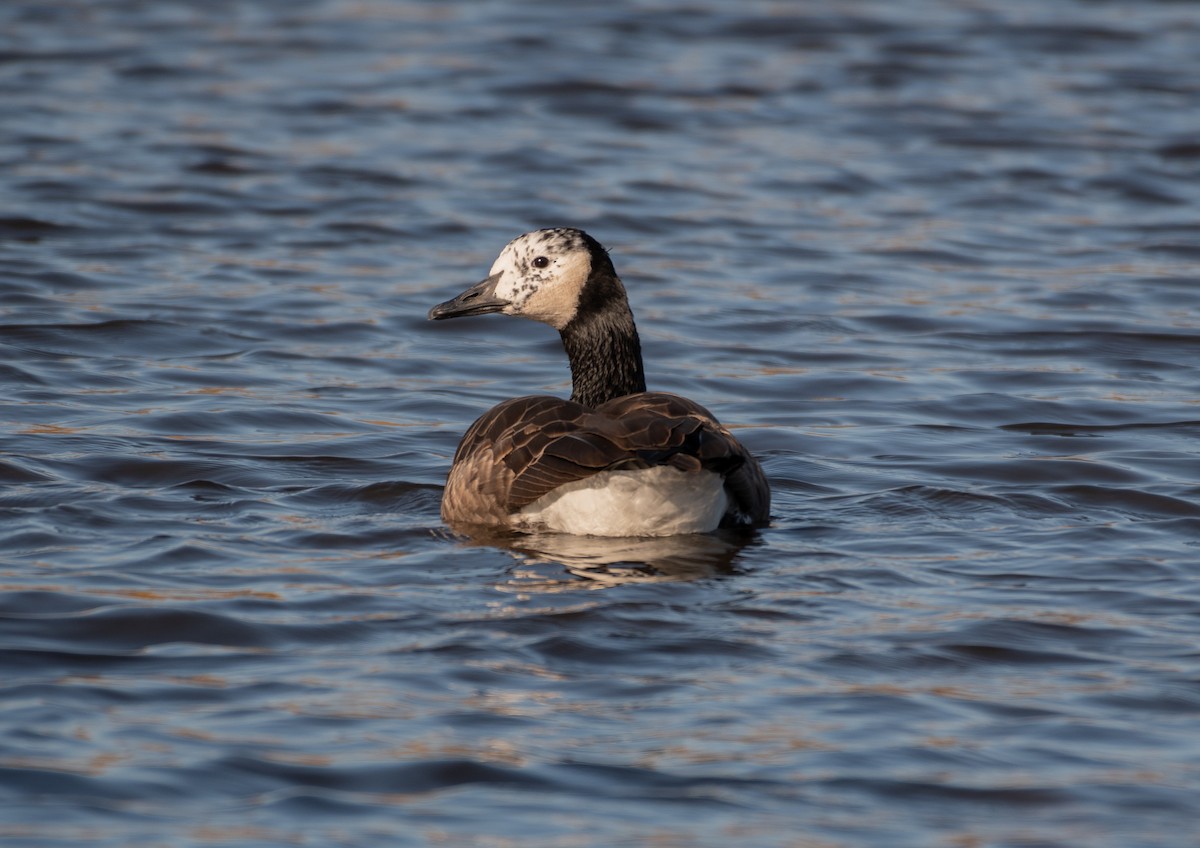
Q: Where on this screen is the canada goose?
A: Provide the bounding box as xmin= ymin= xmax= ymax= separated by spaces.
xmin=428 ymin=227 xmax=770 ymax=537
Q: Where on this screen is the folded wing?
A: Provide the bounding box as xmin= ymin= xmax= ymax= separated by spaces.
xmin=442 ymin=393 xmax=769 ymax=528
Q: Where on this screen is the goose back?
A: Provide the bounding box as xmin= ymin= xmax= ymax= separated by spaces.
xmin=441 ymin=391 xmax=769 ymax=532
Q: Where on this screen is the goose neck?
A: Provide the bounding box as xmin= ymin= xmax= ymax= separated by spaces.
xmin=560 ymin=305 xmax=646 ymax=408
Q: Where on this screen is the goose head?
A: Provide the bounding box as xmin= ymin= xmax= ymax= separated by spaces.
xmin=428 ymin=227 xmax=615 ymax=331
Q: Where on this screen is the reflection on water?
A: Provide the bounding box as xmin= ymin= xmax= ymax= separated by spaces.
xmin=452 ymin=527 xmax=752 ymax=589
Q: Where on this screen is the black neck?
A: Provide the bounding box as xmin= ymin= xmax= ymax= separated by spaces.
xmin=560 ymin=275 xmax=646 ymax=408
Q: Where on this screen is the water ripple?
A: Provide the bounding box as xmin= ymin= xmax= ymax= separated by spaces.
xmin=2 ymin=1 xmax=1200 ymax=846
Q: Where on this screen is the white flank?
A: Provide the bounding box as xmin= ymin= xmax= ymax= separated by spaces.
xmin=516 ymin=466 xmax=728 ymax=537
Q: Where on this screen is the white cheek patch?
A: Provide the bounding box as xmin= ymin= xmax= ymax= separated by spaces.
xmin=491 ymin=269 xmax=535 ymax=312
xmin=486 ymin=231 xmax=593 ymax=329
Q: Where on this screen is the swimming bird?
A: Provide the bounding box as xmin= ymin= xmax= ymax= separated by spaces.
xmin=428 ymin=227 xmax=770 ymax=537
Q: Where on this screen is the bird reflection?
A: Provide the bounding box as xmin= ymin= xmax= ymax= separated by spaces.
xmin=447 ymin=527 xmax=755 ymax=589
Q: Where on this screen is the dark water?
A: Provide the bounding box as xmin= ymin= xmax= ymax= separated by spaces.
xmin=3 ymin=1 xmax=1199 ymax=845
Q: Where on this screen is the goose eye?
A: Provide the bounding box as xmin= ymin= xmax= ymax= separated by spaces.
xmin=532 ymin=256 xmax=550 ymax=269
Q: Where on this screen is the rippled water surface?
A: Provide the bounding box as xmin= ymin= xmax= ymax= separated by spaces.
xmin=3 ymin=1 xmax=1200 ymax=845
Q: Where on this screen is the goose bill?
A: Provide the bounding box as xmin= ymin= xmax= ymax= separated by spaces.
xmin=428 ymin=273 xmax=509 ymax=320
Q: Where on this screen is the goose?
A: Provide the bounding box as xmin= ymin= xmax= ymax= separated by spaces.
xmin=428 ymin=227 xmax=770 ymax=537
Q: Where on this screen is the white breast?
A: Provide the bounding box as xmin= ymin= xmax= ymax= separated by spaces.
xmin=516 ymin=466 xmax=729 ymax=537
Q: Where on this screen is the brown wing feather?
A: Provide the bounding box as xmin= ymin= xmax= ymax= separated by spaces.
xmin=598 ymin=392 xmax=770 ymax=527
xmin=441 ymin=392 xmax=770 ymax=528
xmin=442 ymin=396 xmax=620 ymax=522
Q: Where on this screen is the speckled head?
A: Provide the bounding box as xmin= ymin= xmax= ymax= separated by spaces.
xmin=486 ymin=228 xmax=599 ymax=329
xmin=429 ymin=227 xmax=615 ymax=331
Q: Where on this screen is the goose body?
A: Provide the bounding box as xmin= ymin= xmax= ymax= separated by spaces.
xmin=428 ymin=228 xmax=769 ymax=537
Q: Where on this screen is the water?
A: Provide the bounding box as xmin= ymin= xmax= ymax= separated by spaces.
xmin=2 ymin=1 xmax=1199 ymax=845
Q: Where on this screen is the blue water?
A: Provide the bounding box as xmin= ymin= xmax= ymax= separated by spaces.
xmin=2 ymin=1 xmax=1199 ymax=845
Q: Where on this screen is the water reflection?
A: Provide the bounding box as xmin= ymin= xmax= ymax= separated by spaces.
xmin=449 ymin=527 xmax=754 ymax=589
